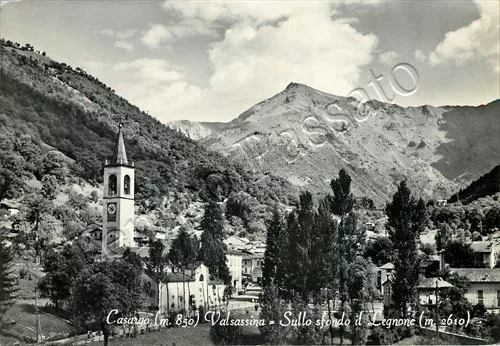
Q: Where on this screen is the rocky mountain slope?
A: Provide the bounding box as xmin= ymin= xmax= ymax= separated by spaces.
xmin=168 ymin=82 xmax=500 ymax=205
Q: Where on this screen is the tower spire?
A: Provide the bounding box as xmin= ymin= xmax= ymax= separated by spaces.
xmin=112 ymin=118 xmax=128 ymax=164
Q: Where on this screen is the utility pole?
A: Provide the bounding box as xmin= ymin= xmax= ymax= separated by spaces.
xmin=35 ymin=285 xmax=42 ymax=342
xmin=435 ymin=280 xmax=439 ymax=336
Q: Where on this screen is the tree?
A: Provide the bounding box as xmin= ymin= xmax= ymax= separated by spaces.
xmin=435 ymin=223 xmax=452 ymax=251
xmin=262 ymin=205 xmax=284 ymax=288
xmin=209 ymin=313 xmax=242 ymax=345
xmin=385 ymin=180 xmax=426 ymax=318
xmin=39 ymin=240 xmax=94 ymax=308
xmin=348 ymin=256 xmax=377 ymax=345
xmin=40 ymin=151 xmax=67 ymax=183
xmin=329 ymin=170 xmax=365 ymax=344
xmin=330 ymin=169 xmax=355 ymax=216
xmin=313 ymin=196 xmax=339 ymax=344
xmin=444 ymin=240 xmax=484 ymax=268
xmin=283 ymin=192 xmax=315 ymax=299
xmin=199 ymin=201 xmax=229 ymax=283
xmin=145 ymin=240 xmax=170 ymax=311
xmin=259 ymin=284 xmax=289 ymax=344
xmin=0 ymin=236 xmax=18 ymax=316
xmin=23 ymin=193 xmax=53 ymax=262
xmin=41 ymin=174 xmax=58 ymax=200
xmin=168 ymin=227 xmax=199 ymax=311
xmin=0 ymin=150 xmax=25 ymax=201
xmin=364 ymin=237 xmax=394 ymax=267
xmin=438 ymin=279 xmax=471 ymax=322
xmin=71 ymin=258 xmax=143 ymax=346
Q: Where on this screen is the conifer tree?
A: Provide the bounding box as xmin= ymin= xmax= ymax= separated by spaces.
xmin=284 ymin=192 xmax=314 ymax=299
xmin=168 ymin=227 xmax=199 ymax=311
xmin=168 ymin=227 xmax=199 ymax=272
xmin=200 ymin=201 xmax=230 ymax=283
xmin=145 ymin=240 xmax=170 ymax=312
xmin=262 ymin=205 xmax=284 ymax=288
xmin=386 ymin=180 xmax=426 ymax=318
xmin=259 ymin=284 xmax=289 ymax=344
xmin=329 ymin=169 xmax=365 ymax=345
xmin=330 ymin=169 xmax=355 ymax=216
xmin=0 ymin=236 xmax=18 ymax=316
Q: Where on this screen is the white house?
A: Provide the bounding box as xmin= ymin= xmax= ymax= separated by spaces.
xmin=451 ymin=268 xmax=500 ymax=311
xmin=242 ymin=249 xmax=264 ymax=284
xmin=157 ymin=263 xmax=226 ymax=313
xmin=376 ymin=262 xmax=394 ymax=296
xmin=416 ymin=277 xmax=453 ymax=306
xmin=224 ymin=235 xmax=251 ymax=250
xmin=227 ymin=249 xmax=243 ymax=293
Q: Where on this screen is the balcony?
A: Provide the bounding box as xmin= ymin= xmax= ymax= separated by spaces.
xmin=466 ymin=297 xmax=500 ymax=309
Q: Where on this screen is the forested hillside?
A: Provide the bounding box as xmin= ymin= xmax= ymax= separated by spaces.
xmin=0 ymin=39 xmax=296 ymax=238
xmin=449 ymin=164 xmax=500 ymax=204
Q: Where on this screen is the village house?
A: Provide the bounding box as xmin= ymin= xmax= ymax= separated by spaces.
xmin=224 ymin=235 xmax=251 ymax=251
xmin=141 ymin=263 xmax=226 ymax=313
xmin=451 ymin=268 xmax=500 ymax=311
xmin=376 ymin=262 xmax=394 ymax=296
xmin=227 ymin=249 xmax=243 ymax=293
xmin=436 ymin=199 xmax=448 ymax=207
xmin=0 ymin=200 xmax=20 ymax=218
xmin=242 ymin=249 xmax=264 ymax=284
xmin=471 ymin=240 xmax=500 ymax=268
xmin=416 ymin=277 xmax=454 ymax=306
xmin=382 ymin=275 xmax=453 ymax=308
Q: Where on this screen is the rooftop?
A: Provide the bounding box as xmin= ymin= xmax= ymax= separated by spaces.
xmin=471 ymin=241 xmax=495 ymax=253
xmin=380 ymin=262 xmax=395 ymax=270
xmin=450 ymin=268 xmax=500 ymax=282
xmin=417 ymin=277 xmax=453 ymax=289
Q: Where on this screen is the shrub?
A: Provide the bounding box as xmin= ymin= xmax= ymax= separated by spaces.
xmin=209 ymin=313 xmax=242 ymax=345
xmin=19 ymin=267 xmax=28 ymax=279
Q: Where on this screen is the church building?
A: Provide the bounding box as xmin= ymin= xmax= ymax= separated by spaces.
xmin=100 ymin=121 xmax=229 ymax=313
xmin=102 ymin=121 xmax=136 ymax=257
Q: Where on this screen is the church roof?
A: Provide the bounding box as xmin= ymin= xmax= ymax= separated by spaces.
xmin=111 ymin=121 xmax=128 ymax=165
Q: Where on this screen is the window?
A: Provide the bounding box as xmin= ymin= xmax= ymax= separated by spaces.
xmin=478 ymin=290 xmax=484 ymax=305
xmin=108 ymin=174 xmax=117 ymax=195
xmin=497 ymin=291 xmax=500 ymax=307
xmin=199 ymin=274 xmax=204 ymax=281
xmin=124 ymin=175 xmax=131 ymax=194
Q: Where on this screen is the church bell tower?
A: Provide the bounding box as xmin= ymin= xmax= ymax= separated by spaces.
xmin=102 ymin=120 xmax=135 ymax=256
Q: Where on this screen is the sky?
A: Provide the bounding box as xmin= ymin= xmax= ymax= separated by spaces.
xmin=0 ymin=0 xmax=499 ymax=123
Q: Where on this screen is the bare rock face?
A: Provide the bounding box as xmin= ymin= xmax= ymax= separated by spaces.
xmin=171 ymin=83 xmax=500 ymax=205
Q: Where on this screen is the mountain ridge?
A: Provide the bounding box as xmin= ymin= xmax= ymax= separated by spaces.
xmin=167 ymin=82 xmax=500 ymax=204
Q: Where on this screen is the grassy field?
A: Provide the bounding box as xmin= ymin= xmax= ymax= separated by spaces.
xmin=0 ymin=303 xmax=76 ymax=344
xmin=0 ymin=259 xmax=77 ymax=345
xmin=101 ymin=323 xmax=215 ymax=346
xmin=88 ymin=310 xmax=264 ymax=346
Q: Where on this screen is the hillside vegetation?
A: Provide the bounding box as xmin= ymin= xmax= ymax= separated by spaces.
xmin=0 ymin=39 xmax=296 ymax=238
xmin=449 ymin=164 xmax=500 ymax=204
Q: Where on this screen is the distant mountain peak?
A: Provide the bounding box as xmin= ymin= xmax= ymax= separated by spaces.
xmin=284 ymin=82 xmax=318 ymax=93
xmin=285 ymin=82 xmax=302 ymax=89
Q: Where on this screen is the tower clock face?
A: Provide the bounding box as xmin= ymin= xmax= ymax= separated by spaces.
xmin=107 ymin=203 xmax=117 ymax=215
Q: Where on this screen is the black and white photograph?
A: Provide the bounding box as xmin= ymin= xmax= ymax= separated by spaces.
xmin=0 ymin=0 xmax=499 ymax=345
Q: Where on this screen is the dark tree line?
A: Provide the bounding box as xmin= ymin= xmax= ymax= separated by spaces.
xmin=260 ymin=172 xmax=428 ymax=345
xmin=0 ymin=236 xmax=18 ymax=316
xmin=260 ymin=169 xmax=376 ymax=345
